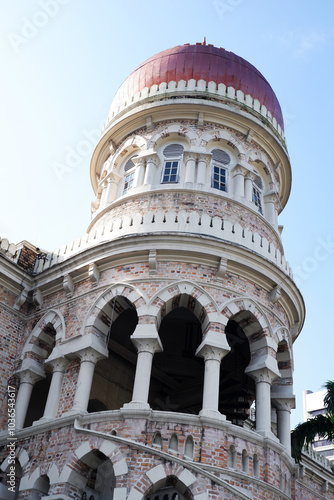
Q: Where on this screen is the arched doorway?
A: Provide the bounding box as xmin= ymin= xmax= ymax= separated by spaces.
xmin=89 ymin=296 xmax=138 ymax=411
xmin=219 ymin=315 xmax=256 ymax=424
xmin=150 ymin=305 xmax=203 ymax=413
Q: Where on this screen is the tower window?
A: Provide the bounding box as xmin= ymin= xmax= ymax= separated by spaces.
xmin=252 ymin=176 xmax=263 ymax=214
xmin=122 ymin=155 xmax=137 ymax=195
xmin=123 ymin=171 xmax=135 ymax=195
xmin=161 ymin=144 xmax=184 ymax=184
xmin=211 ymin=149 xmax=230 ymax=192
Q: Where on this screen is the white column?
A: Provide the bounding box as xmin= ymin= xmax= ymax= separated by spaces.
xmin=246 ymin=364 xmax=280 ymax=439
xmin=41 ymin=357 xmax=69 ymax=421
xmin=245 ymin=172 xmax=256 ymax=202
xmin=144 ymin=154 xmax=159 ymax=185
xmin=105 ymin=175 xmax=120 ymax=204
xmin=232 ymin=165 xmax=247 ymax=197
xmin=184 ymin=152 xmax=196 ymax=184
xmin=100 ymin=179 xmax=108 ymax=207
xmin=133 ymin=158 xmax=146 ymax=188
xmin=123 ymin=324 xmax=162 ymax=411
xmin=264 ymin=192 xmax=278 ymax=227
xmin=196 ymin=330 xmax=230 ymax=419
xmin=274 ymin=397 xmax=295 ymax=455
xmin=16 ymin=369 xmax=44 ymax=429
xmin=196 ymin=154 xmax=210 ymax=185
xmin=71 ymin=348 xmax=104 ymax=414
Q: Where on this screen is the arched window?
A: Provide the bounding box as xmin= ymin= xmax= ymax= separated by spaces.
xmin=184 ymin=435 xmax=194 ymax=459
xmin=168 ymin=433 xmax=178 ymax=453
xmin=227 ymin=444 xmax=237 ymax=469
xmin=211 ymin=149 xmax=230 ymax=192
xmin=153 ymin=432 xmax=163 ymax=448
xmin=242 ymin=449 xmax=249 ymax=473
xmin=161 ymin=144 xmax=184 ymax=183
xmin=252 ymin=175 xmax=263 ymax=214
xmin=253 ymin=453 xmax=260 ymax=478
xmin=123 ymin=156 xmax=137 ymax=195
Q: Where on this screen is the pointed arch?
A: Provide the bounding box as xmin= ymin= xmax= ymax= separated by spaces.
xmin=144 ymin=280 xmax=222 ymax=336
xmin=130 ymin=462 xmax=208 ymax=500
xmin=148 ymin=122 xmax=197 ymax=149
xmin=82 ymin=283 xmax=148 ymax=339
xmin=21 ymin=309 xmax=65 ymax=361
xmin=200 ymin=128 xmax=246 ymax=156
xmin=61 ymin=439 xmax=128 ymax=497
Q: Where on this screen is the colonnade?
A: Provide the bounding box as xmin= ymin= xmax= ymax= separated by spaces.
xmin=14 ymin=323 xmax=294 ymax=455
xmin=97 ymin=152 xmax=279 ymax=227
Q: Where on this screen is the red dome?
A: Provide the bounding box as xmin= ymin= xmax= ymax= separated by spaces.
xmin=114 ymin=43 xmax=284 ymax=130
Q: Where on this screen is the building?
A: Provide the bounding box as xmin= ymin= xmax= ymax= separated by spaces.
xmin=303 ymin=389 xmax=334 ymax=463
xmin=0 ymin=41 xmax=333 ymax=499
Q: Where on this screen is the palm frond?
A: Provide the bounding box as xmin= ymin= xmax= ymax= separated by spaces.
xmin=291 ymin=414 xmax=334 ymax=462
xmin=323 ymin=380 xmax=334 ymax=415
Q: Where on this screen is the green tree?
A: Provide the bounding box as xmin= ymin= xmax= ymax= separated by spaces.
xmin=291 ymin=380 xmax=334 ymax=462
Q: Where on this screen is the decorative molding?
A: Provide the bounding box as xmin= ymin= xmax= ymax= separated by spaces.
xmin=148 ymin=249 xmax=157 ymax=276
xmin=88 ymin=262 xmax=100 ymax=284
xmin=63 ymin=274 xmax=74 ymax=297
xmin=33 ymin=288 xmax=43 ymax=309
xmin=197 ymin=112 xmax=204 ymax=128
xmin=245 ymin=129 xmax=254 ymax=143
xmin=269 ymin=284 xmax=281 ymax=305
xmin=146 ymin=115 xmax=153 ymax=132
xmin=217 ymin=257 xmax=228 ymax=279
xmin=14 ymin=287 xmax=29 ymax=311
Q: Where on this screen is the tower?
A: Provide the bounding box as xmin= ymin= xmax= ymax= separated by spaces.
xmin=1 ymin=43 xmax=333 ymax=499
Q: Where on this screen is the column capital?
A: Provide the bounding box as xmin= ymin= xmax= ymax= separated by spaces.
xmin=16 ymin=368 xmax=44 ymax=386
xmin=132 ymin=156 xmax=146 ymax=168
xmin=196 ymin=330 xmax=230 ymax=361
xmin=263 ymin=191 xmax=279 ymax=204
xmin=46 ymin=356 xmax=70 ymax=373
xmin=131 ymin=324 xmax=162 ymax=354
xmin=139 ymin=151 xmax=160 ymax=166
xmin=77 ymin=346 xmax=106 ymax=364
xmin=231 ymin=164 xmax=248 ymax=177
xmin=197 ymin=153 xmax=212 ymax=166
xmin=245 ymin=171 xmax=256 ymax=182
xmin=183 ymin=151 xmax=197 ymax=164
xmin=272 ymin=396 xmax=296 ymax=411
xmin=245 ymin=355 xmax=280 ymax=384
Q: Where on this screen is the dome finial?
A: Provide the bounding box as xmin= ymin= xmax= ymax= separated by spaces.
xmin=202 ymin=36 xmax=206 ymax=45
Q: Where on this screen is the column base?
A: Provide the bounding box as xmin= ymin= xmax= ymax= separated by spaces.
xmin=121 ymin=402 xmax=152 ymax=418
xmin=257 ymin=429 xmax=280 ymax=442
xmin=32 ymin=416 xmax=55 ymax=426
xmin=62 ymin=408 xmax=88 ymax=418
xmin=199 ymin=409 xmax=226 ymax=421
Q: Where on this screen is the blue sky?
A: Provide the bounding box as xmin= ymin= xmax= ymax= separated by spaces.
xmin=1 ymin=0 xmax=334 ymax=428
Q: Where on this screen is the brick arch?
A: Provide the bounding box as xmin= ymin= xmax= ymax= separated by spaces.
xmin=274 ymin=328 xmax=293 ymax=385
xmin=220 ymin=297 xmax=275 ymax=359
xmin=60 ymin=439 xmax=128 ymax=494
xmin=144 ymin=280 xmax=222 ymax=336
xmin=82 ymin=283 xmax=148 ymax=340
xmin=112 ymin=134 xmax=148 ymax=172
xmin=0 ymin=447 xmax=29 ymax=475
xmin=148 ymin=122 xmax=197 ymax=149
xmin=129 ymin=462 xmax=208 ymax=500
xmin=21 ymin=309 xmax=65 ymax=362
xmin=247 ymin=150 xmax=275 ymax=184
xmin=201 ymin=128 xmax=246 ymax=156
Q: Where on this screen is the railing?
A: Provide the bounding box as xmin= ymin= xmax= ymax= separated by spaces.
xmin=105 ymin=78 xmax=285 ymax=144
xmin=34 ymin=210 xmax=293 ymax=278
xmin=302 ymin=445 xmax=333 ymax=472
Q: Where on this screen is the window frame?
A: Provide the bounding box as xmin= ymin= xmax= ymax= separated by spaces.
xmin=160 ymin=143 xmax=184 ymax=184
xmin=123 ymin=168 xmax=135 ymax=195
xmin=252 ymin=184 xmax=263 ymax=214
xmin=210 ymin=148 xmax=230 ymax=192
